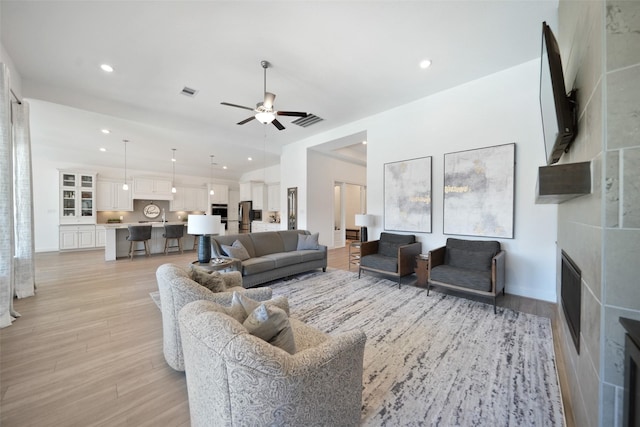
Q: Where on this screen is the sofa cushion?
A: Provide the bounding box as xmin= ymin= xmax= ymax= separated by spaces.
xmin=360 ymin=253 xmax=398 ymax=273
xmin=263 ymin=252 xmax=303 ymax=268
xmin=430 ymin=265 xmax=492 ymax=292
xmin=243 ymin=304 xmax=296 ymax=354
xmin=242 ymin=257 xmax=277 ymax=276
xmin=298 ymin=249 xmax=325 ymax=262
xmin=279 ymin=230 xmax=308 ymax=252
xmin=221 ymin=240 xmax=251 ymax=260
xmin=297 ymin=232 xmax=320 ymax=250
xmin=213 ymin=234 xmax=256 ymax=258
xmin=251 ymin=232 xmax=285 ymax=257
xmin=446 ymin=247 xmax=494 ymax=271
xmin=189 ymin=265 xmax=227 ymax=292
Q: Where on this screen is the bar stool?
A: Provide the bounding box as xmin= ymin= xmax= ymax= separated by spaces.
xmin=127 ymin=225 xmax=152 ymax=260
xmin=163 ymin=224 xmax=184 ymax=255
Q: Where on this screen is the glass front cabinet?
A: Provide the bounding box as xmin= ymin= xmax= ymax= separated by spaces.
xmin=59 ymin=171 xmax=97 ymax=224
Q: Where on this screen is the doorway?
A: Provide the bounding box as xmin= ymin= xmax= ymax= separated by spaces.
xmin=333 ymin=182 xmax=366 ymax=248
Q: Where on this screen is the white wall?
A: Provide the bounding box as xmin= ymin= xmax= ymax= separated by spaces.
xmin=1 ymin=42 xmax=22 ymax=98
xmin=306 ymin=151 xmax=366 ymax=247
xmin=282 ymin=59 xmax=558 ymax=302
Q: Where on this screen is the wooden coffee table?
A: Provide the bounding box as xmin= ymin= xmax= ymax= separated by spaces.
xmin=192 ymin=258 xmax=236 ymax=272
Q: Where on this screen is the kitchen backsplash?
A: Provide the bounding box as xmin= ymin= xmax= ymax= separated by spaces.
xmin=96 ymin=200 xmax=206 ymax=224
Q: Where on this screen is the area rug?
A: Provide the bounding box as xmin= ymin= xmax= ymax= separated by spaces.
xmin=151 ymin=269 xmax=564 ymax=426
xmin=269 ymin=269 xmax=564 ymax=426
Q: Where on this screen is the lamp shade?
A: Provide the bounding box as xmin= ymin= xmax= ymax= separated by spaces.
xmin=355 ymin=214 xmax=374 ymax=227
xmin=187 ymin=215 xmax=221 ymax=235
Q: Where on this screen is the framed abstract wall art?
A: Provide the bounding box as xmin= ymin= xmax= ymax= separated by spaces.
xmin=443 ymin=143 xmax=515 ymax=238
xmin=384 ymin=156 xmax=432 ymax=233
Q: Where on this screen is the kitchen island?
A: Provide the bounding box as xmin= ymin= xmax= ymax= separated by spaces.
xmin=103 ymin=222 xmax=195 ymax=261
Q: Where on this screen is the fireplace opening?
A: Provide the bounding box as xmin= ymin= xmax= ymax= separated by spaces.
xmin=561 ymin=250 xmax=581 ymax=354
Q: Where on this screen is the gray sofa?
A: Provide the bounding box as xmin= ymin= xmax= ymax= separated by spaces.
xmin=427 ymin=238 xmax=506 ymax=313
xmin=179 ymin=299 xmax=366 ymax=427
xmin=211 ymin=230 xmax=327 ymax=288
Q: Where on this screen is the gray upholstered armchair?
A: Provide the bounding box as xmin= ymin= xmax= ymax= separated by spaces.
xmin=179 ymin=300 xmax=367 ymax=427
xmin=155 ymin=263 xmax=273 ymax=371
xmin=359 ymin=232 xmax=422 ymax=287
xmin=427 ymin=238 xmax=506 ymax=313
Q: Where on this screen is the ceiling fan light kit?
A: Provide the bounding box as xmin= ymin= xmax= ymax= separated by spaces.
xmin=221 ymin=60 xmax=310 ymax=131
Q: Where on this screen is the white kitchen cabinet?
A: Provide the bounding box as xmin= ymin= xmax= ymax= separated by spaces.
xmin=170 ymin=187 xmax=208 ymax=211
xmin=251 ymin=221 xmax=281 ymax=233
xmin=132 ymin=177 xmax=173 ymax=200
xmin=95 ymin=226 xmax=106 ymax=247
xmin=96 ymin=180 xmax=133 ymax=211
xmin=267 ymin=183 xmax=280 ymax=211
xmin=251 ymin=183 xmax=265 ymax=210
xmin=209 ymin=184 xmax=229 ymax=204
xmin=59 ymin=225 xmax=96 ymax=250
xmin=59 ymin=171 xmax=97 ymax=224
xmin=239 ymin=182 xmax=252 ymax=201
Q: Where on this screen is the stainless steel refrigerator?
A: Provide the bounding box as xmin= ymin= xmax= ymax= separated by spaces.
xmin=238 ymin=201 xmax=253 ymax=233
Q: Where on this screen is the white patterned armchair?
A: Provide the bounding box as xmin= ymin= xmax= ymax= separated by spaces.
xmin=156 ymin=263 xmax=273 ymax=371
xmin=179 ymin=300 xmax=367 ymax=427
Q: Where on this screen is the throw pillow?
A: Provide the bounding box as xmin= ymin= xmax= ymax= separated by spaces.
xmin=221 ymin=240 xmax=251 ymax=260
xmin=243 ymin=304 xmax=297 ymax=354
xmin=296 ymin=232 xmax=320 ymax=250
xmin=230 ymin=291 xmax=290 ymax=323
xmin=189 ymin=265 xmax=227 ymax=293
xmin=220 ymin=271 xmax=243 ymax=289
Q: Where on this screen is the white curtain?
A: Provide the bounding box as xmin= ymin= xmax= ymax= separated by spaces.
xmin=0 ymin=63 xmax=35 ymax=328
xmin=13 ymin=99 xmax=35 ymax=298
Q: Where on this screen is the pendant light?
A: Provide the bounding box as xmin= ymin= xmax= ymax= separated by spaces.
xmin=122 ymin=139 xmax=129 ymax=191
xmin=171 ymin=148 xmax=177 ymax=194
xmin=209 ymin=155 xmax=215 ymax=196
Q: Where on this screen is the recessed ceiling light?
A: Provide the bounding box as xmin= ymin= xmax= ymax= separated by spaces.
xmin=362 ymin=140 xmax=367 ymax=145
xmin=419 ymin=59 xmax=432 ymax=69
xmin=223 ymin=166 xmax=228 ymax=170
xmin=100 ymin=64 xmax=114 ymax=73
xmin=101 ymin=129 xmax=110 ymax=134
xmin=99 ymin=147 xmax=107 ymax=152
xmin=248 ymin=157 xmax=253 ymax=161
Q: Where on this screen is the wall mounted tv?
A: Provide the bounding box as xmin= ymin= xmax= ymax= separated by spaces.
xmin=539 ymin=21 xmax=578 ymax=165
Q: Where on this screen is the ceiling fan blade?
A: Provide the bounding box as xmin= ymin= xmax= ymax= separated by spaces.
xmin=221 ymin=102 xmax=255 ymax=111
xmin=277 ymin=111 xmax=309 ymax=117
xmin=263 ymin=92 xmax=276 ymax=109
xmin=272 ymin=119 xmax=285 ymax=130
xmin=237 ymin=116 xmax=256 ymax=125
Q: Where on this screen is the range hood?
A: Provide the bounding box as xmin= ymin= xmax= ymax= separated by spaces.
xmin=536 ymin=161 xmax=591 ymax=204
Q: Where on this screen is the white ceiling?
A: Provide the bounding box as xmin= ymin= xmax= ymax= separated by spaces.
xmin=1 ymin=1 xmax=558 ymax=181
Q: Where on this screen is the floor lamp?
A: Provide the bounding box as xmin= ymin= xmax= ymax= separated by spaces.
xmin=188 ymin=214 xmax=221 ymax=263
xmin=355 ymin=214 xmax=374 ymax=242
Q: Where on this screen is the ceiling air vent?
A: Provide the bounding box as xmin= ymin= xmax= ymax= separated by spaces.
xmin=180 ymin=86 xmax=199 ymax=97
xmin=292 ymin=114 xmax=323 ymax=128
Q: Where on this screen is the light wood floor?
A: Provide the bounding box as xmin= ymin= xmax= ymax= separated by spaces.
xmin=1 ymin=244 xmax=574 ymax=426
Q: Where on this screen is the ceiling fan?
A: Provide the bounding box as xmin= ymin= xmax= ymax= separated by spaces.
xmin=221 ymin=60 xmax=309 ymax=131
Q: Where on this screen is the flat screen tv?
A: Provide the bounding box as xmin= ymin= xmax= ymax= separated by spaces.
xmin=539 ymin=21 xmax=578 ymax=165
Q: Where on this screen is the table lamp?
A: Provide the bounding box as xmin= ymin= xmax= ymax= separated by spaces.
xmin=188 ymin=214 xmax=221 ymax=263
xmin=355 ymin=214 xmax=374 ymax=242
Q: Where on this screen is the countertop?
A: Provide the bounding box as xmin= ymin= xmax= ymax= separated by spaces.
xmin=101 ymin=221 xmax=186 ymax=229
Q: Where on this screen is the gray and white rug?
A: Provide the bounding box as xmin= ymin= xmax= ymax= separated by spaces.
xmin=268 ymin=270 xmax=565 ymax=426
xmin=152 ymin=269 xmax=564 ymax=426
